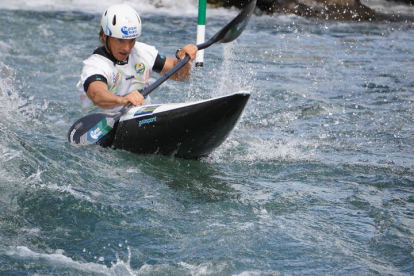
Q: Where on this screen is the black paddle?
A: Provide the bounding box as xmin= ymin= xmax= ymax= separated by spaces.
xmin=68 ymin=0 xmax=256 ymax=145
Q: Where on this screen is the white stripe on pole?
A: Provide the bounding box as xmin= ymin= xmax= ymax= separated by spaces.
xmin=195 ymin=25 xmax=205 ymax=67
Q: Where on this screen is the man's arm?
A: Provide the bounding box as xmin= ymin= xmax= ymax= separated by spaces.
xmin=160 ymin=44 xmax=198 ymax=81
xmin=87 ymin=81 xmax=144 ymax=109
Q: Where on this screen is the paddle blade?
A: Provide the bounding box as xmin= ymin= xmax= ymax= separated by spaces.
xmin=220 ymin=1 xmax=256 ymax=43
xmin=198 ymin=0 xmax=256 ymax=50
xmin=67 ymin=113 xmax=117 ymax=145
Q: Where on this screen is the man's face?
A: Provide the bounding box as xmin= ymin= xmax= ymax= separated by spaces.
xmin=105 ymin=35 xmax=136 ymax=61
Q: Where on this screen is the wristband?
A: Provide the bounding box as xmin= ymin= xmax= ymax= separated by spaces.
xmin=175 ymin=48 xmax=182 ymax=60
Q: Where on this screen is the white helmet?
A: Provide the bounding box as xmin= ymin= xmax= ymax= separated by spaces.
xmin=101 ymin=4 xmax=141 ymax=39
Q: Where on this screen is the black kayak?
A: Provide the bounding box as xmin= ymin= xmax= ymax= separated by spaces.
xmin=98 ymin=92 xmax=250 ymax=159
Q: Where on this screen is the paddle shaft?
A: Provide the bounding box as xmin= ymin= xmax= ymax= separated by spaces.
xmin=141 ymin=56 xmax=191 ymax=98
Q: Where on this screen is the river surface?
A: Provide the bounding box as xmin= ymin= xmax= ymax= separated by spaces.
xmin=1 ymin=0 xmax=413 ymax=275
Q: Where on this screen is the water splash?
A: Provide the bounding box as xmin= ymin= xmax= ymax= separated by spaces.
xmin=207 ymin=135 xmax=316 ymax=164
xmin=0 ymin=63 xmax=21 ymax=110
xmin=5 ymin=246 xmax=138 ymax=276
xmin=0 ymin=62 xmax=49 ymax=128
xmin=185 ymin=40 xmax=255 ymax=101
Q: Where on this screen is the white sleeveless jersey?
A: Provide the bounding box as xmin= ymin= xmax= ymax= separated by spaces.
xmin=77 ymin=42 xmax=161 ymax=113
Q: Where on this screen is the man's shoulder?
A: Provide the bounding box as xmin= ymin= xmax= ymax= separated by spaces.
xmin=83 ymin=46 xmax=115 ymax=65
xmin=81 ymin=51 xmax=114 ymax=78
xmin=134 ymin=41 xmax=155 ymax=49
xmin=131 ymin=42 xmax=159 ymax=66
xmin=132 ymin=42 xmax=158 ymax=55
xmin=84 ymin=48 xmax=114 ymax=67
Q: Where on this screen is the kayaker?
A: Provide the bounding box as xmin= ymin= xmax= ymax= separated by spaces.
xmin=77 ymin=4 xmax=198 ymax=113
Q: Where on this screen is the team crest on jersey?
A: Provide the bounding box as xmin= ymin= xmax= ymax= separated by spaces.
xmin=134 ymin=63 xmax=145 ymax=74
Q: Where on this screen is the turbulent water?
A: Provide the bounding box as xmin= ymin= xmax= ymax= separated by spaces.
xmin=1 ymin=0 xmax=414 ymax=275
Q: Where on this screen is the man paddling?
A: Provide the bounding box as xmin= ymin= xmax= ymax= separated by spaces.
xmin=77 ymin=4 xmax=198 ymax=113
xmin=68 ymin=0 xmax=255 ymax=146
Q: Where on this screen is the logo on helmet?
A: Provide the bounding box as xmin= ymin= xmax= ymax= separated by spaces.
xmin=121 ymin=26 xmax=138 ymax=37
xmin=121 ymin=26 xmax=129 ymax=35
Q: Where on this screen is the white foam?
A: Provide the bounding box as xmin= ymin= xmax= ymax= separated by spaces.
xmin=0 ymin=144 xmax=21 ymax=162
xmin=6 ymin=246 xmax=138 ymax=276
xmin=361 ymin=0 xmax=414 ymax=16
xmin=0 ymin=0 xmax=222 ymax=17
xmin=7 ymin=246 xmax=262 ymax=276
xmin=207 ymin=136 xmax=316 ymax=163
xmin=7 ymin=246 xmax=112 ymax=274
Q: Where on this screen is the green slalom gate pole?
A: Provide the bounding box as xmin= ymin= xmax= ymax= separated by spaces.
xmin=195 ymin=0 xmax=207 ymax=67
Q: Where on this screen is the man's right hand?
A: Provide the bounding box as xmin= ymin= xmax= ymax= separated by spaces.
xmin=124 ymin=90 xmax=144 ymax=106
